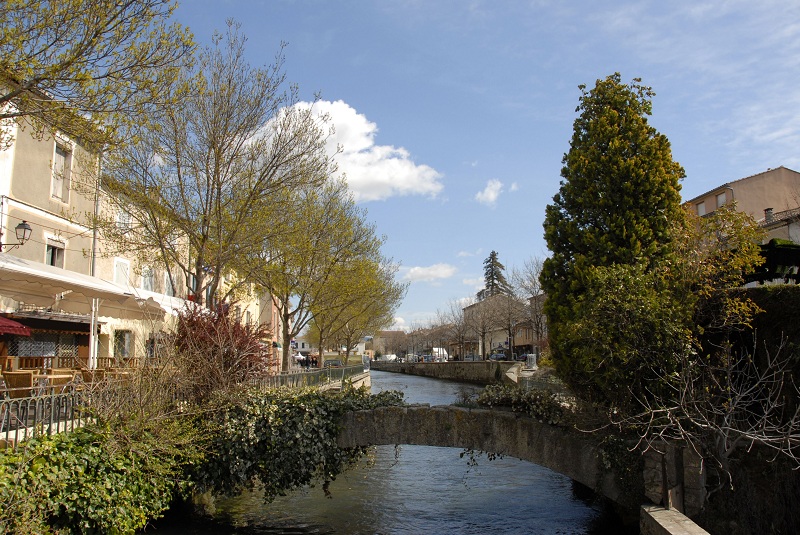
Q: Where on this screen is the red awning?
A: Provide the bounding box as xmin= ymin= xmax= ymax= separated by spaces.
xmin=0 ymin=316 xmax=31 ymax=336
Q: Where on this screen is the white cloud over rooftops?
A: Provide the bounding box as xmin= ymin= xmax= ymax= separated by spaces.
xmin=302 ymin=100 xmax=444 ymax=202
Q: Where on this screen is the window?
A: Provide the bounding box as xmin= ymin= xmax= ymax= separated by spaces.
xmin=164 ymin=273 xmax=175 ymax=297
xmin=696 ymin=201 xmax=706 ymax=216
xmin=51 ymin=144 xmax=71 ymax=202
xmin=114 ymin=258 xmax=130 ymax=286
xmin=45 ymin=240 xmax=65 ymax=268
xmin=141 ymin=266 xmax=154 ymax=292
xmin=114 ymin=330 xmax=132 ymax=361
xmin=116 ymin=210 xmax=132 ymax=233
xmin=716 ymin=192 xmax=727 ymax=208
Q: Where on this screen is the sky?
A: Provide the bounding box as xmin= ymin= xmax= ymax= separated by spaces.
xmin=173 ymin=0 xmax=800 ymax=330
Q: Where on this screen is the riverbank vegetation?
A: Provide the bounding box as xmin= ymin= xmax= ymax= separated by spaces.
xmin=0 ymin=305 xmax=405 ymax=534
xmin=0 ymin=383 xmax=404 ymax=534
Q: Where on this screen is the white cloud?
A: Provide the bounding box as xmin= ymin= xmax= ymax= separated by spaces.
xmin=474 ymin=179 xmax=504 ymax=206
xmin=457 ymin=248 xmax=483 ymax=258
xmin=510 ymin=182 xmax=519 ymax=192
xmin=462 ymin=276 xmax=484 ymax=290
xmin=303 ymin=100 xmax=444 ymax=202
xmin=402 ymin=263 xmax=457 ymax=283
xmin=391 ymin=316 xmax=408 ymax=331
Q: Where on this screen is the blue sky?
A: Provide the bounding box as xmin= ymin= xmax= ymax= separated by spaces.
xmin=174 ymin=1 xmax=800 ymax=330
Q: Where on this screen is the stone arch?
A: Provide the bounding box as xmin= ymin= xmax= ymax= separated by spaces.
xmin=336 ymin=404 xmax=632 ymax=507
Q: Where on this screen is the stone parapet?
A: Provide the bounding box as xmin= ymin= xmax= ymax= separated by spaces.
xmin=640 ymin=505 xmax=709 ymax=535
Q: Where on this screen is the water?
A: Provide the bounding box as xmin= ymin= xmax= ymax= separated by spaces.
xmin=148 ymin=371 xmax=633 ymax=534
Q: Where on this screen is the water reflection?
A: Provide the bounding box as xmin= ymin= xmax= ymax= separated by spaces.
xmin=148 ymin=371 xmax=632 ymax=534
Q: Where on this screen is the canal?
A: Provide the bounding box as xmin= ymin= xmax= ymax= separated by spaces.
xmin=149 ymin=370 xmax=635 ymax=534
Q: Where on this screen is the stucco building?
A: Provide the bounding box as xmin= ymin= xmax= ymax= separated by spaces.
xmin=686 ymin=166 xmax=800 ymax=227
xmin=0 ymin=107 xmax=281 ymax=369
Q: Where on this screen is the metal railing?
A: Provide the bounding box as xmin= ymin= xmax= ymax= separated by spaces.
xmin=0 ymin=364 xmax=370 ymax=447
xmin=247 ymin=364 xmax=366 ymax=390
xmin=0 ymin=390 xmax=92 ymax=447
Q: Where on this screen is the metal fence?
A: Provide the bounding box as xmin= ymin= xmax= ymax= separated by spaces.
xmin=246 ymin=365 xmax=367 ymax=390
xmin=0 ymin=390 xmax=92 ymax=447
xmin=0 ymin=364 xmax=368 ymax=448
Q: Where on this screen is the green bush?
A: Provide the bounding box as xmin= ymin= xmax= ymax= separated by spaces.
xmin=476 ymin=384 xmax=568 ymax=425
xmin=0 ymin=420 xmax=199 ymax=534
xmin=193 ymin=385 xmax=404 ymax=502
xmin=0 ymin=385 xmax=404 ymax=532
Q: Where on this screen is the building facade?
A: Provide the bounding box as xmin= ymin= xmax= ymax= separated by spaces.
xmin=0 ymin=111 xmax=279 ymax=369
xmin=686 ymin=166 xmax=800 ymax=224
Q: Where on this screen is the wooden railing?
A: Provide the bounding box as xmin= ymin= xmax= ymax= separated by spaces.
xmin=5 ymin=356 xmax=116 ymax=371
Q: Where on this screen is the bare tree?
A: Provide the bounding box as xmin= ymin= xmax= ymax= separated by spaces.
xmin=437 ymin=299 xmax=473 ymax=360
xmin=612 ymin=335 xmax=800 ymax=495
xmin=380 ymin=330 xmax=408 ymax=359
xmin=464 ymin=297 xmax=494 ymax=359
xmin=487 ymin=293 xmax=527 ymax=358
xmin=512 ymin=256 xmax=549 ymax=354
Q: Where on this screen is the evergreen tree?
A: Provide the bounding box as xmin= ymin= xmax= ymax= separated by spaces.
xmin=540 ymin=73 xmax=685 ymax=393
xmin=481 ymin=251 xmax=512 ymax=298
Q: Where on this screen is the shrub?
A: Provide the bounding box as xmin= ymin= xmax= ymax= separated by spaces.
xmin=0 ymin=421 xmax=200 ymax=534
xmin=172 ymin=303 xmax=276 ymax=404
xmin=193 ymin=385 xmax=404 ymax=501
xmin=476 ymin=384 xmax=568 ymax=425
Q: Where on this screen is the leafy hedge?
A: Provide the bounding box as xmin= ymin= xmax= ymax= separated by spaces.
xmin=0 ymin=420 xmax=199 ymax=535
xmin=0 ymin=386 xmax=404 ymax=533
xmin=194 ymin=385 xmax=404 ymax=502
xmin=475 ymin=384 xmax=569 ymax=425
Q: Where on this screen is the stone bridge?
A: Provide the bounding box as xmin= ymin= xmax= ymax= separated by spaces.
xmin=337 ymin=404 xmax=631 ymax=505
xmin=337 ymin=404 xmax=710 ymax=533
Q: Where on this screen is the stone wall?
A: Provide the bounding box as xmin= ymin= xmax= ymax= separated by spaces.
xmin=640 ymin=505 xmax=710 ymax=535
xmin=370 ymin=360 xmax=517 ymax=384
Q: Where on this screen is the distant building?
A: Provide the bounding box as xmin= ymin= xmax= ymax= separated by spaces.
xmin=686 ymin=166 xmax=800 ymax=284
xmin=686 ymin=166 xmax=800 ymax=225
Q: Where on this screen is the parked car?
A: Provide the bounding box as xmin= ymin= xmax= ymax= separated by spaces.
xmin=324 ymin=359 xmax=343 ymax=368
xmin=488 ymin=353 xmax=508 ymax=361
xmin=515 ymin=353 xmax=533 ymax=362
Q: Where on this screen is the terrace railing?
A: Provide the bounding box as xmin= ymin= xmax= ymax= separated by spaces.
xmin=246 ymin=364 xmax=366 ymax=390
xmin=0 ymin=390 xmax=92 ymax=447
xmin=0 ymin=364 xmax=369 ymax=448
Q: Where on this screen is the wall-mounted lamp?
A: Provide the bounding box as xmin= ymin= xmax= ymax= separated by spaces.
xmin=0 ymin=220 xmax=32 ymax=251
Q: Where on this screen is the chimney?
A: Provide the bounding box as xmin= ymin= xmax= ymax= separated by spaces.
xmin=764 ymin=208 xmax=774 ymax=223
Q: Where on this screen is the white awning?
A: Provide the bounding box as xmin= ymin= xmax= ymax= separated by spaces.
xmin=0 ymin=253 xmax=129 ymax=303
xmin=127 ymin=287 xmax=191 ymax=316
xmin=0 ymin=252 xmax=164 ymax=320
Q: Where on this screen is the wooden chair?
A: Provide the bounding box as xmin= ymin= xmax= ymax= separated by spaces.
xmin=1 ymin=370 xmax=37 ymax=432
xmin=2 ymin=370 xmax=37 ymax=399
xmin=47 ymin=367 xmax=76 ymax=377
xmin=80 ymin=369 xmax=106 ymax=385
xmin=48 ymin=373 xmax=76 ymax=395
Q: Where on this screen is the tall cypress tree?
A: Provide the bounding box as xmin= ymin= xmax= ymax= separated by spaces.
xmin=541 ymin=73 xmax=685 ymax=387
xmin=482 ymin=250 xmax=512 ymax=298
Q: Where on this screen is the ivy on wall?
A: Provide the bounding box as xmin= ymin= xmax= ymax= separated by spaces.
xmin=0 ymin=420 xmax=199 ymax=534
xmin=0 ymin=386 xmax=405 ymax=533
xmin=194 ymin=385 xmax=405 ymax=502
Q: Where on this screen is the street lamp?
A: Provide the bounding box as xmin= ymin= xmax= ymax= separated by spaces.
xmin=0 ymin=220 xmax=32 ymax=251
